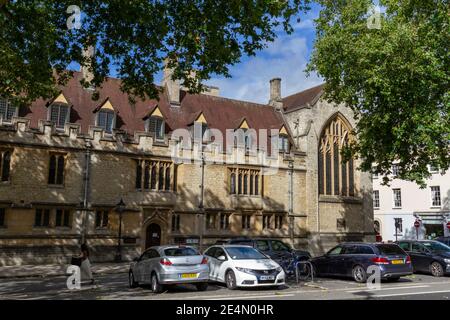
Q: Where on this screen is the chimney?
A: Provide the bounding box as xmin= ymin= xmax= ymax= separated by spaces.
xmin=269 ymin=78 xmax=283 ymax=110
xmin=163 ymin=58 xmax=181 ymax=106
xmin=81 ymin=46 xmax=95 ymax=85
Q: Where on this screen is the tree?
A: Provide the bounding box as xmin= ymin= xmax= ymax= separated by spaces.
xmin=0 ymin=0 xmax=310 ymax=104
xmin=307 ymin=0 xmax=449 ymax=186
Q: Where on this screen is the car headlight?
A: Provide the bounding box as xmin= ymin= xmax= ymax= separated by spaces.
xmin=236 ymin=267 xmax=254 ymax=274
xmin=444 ymin=258 xmax=450 ymax=264
xmin=276 ymin=267 xmax=283 ymax=273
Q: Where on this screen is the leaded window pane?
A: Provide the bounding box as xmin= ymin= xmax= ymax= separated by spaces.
xmin=326 ymin=151 xmax=332 ymax=195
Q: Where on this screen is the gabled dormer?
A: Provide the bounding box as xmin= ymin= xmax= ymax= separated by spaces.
xmin=46 ymin=93 xmax=71 ymax=130
xmin=189 ymin=111 xmax=210 ymax=142
xmin=93 ymin=98 xmax=117 ymax=134
xmin=278 ymin=125 xmax=290 ymax=153
xmin=234 ymin=117 xmax=254 ymax=150
xmin=143 ymin=105 xmax=166 ymax=142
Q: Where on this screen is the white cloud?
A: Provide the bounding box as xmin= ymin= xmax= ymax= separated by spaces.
xmin=206 ymin=33 xmax=322 ymax=104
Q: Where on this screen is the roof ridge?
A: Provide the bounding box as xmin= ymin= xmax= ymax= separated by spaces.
xmin=282 ymin=83 xmax=324 ymax=100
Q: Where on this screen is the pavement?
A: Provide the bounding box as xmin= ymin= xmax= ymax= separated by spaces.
xmin=0 ymin=271 xmax=449 ymax=300
xmin=0 ymin=262 xmax=129 ymax=279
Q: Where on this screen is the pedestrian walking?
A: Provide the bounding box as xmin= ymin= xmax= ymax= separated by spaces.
xmin=80 ymin=243 xmax=95 ymax=285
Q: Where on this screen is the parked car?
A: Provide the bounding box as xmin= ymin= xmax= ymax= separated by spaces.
xmin=226 ymin=238 xmax=311 ymax=263
xmin=396 ymin=240 xmax=450 ymax=277
xmin=129 ymin=245 xmax=209 ymax=293
xmin=435 ymin=236 xmax=450 ymax=247
xmin=310 ymin=242 xmax=413 ymax=283
xmin=203 ymin=245 xmax=285 ymax=289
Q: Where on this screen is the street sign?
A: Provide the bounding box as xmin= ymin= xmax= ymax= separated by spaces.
xmin=414 ymin=220 xmax=420 ymax=228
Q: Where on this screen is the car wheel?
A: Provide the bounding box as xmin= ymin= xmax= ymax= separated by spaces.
xmin=129 ymin=271 xmax=138 ymax=288
xmin=430 ymin=262 xmax=444 ymax=277
xmin=196 ymin=282 xmax=208 ymax=291
xmin=352 ymin=265 xmax=367 ymax=283
xmin=151 ymin=273 xmax=163 ymax=293
xmin=225 ymin=270 xmax=237 ymax=290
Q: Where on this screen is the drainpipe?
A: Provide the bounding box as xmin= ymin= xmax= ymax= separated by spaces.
xmin=198 ymin=152 xmax=205 ymax=250
xmin=81 ymin=139 xmax=92 ymax=244
xmin=288 ymin=160 xmax=295 ymax=248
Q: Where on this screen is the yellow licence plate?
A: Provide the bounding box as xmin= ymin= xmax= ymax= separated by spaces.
xmin=391 ymin=260 xmax=404 ymax=265
xmin=180 ymin=273 xmax=198 ymax=279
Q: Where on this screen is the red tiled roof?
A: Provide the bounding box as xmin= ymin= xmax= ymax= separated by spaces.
xmin=282 ymin=84 xmax=324 ymax=112
xmin=19 ymin=72 xmax=285 ymax=147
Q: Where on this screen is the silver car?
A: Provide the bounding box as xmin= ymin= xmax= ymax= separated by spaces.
xmin=128 ymin=245 xmax=210 ymax=293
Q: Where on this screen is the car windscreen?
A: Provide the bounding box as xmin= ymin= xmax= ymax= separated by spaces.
xmin=225 ymin=247 xmax=268 ymax=260
xmin=422 ymin=241 xmax=450 ymax=252
xmin=164 ymin=247 xmax=199 ymax=256
xmin=376 ymin=244 xmax=405 ymax=255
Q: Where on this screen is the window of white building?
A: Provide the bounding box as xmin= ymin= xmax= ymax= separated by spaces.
xmin=373 ymin=190 xmax=380 ymax=209
xmin=392 ymin=188 xmax=402 ymax=208
xmin=430 ymin=186 xmax=441 ymax=207
xmin=392 ymin=164 xmax=400 ymax=177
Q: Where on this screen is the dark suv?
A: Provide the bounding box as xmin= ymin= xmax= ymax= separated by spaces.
xmin=435 ymin=236 xmax=450 ymax=247
xmin=226 ymin=238 xmax=311 ymax=263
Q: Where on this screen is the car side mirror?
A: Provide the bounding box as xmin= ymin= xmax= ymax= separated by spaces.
xmin=217 ymin=255 xmax=226 ymax=261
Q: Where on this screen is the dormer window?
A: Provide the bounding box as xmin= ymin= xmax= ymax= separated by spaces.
xmin=148 ymin=116 xmax=165 ymax=141
xmin=97 ymin=110 xmax=115 ymax=134
xmin=49 ymin=104 xmax=70 ymax=129
xmin=201 ymin=123 xmax=210 ymax=142
xmin=278 ymin=134 xmax=290 ymax=153
xmin=0 ymin=98 xmax=17 ymax=123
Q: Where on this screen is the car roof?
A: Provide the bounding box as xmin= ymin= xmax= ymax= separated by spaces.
xmin=210 ymin=244 xmax=257 ymax=248
xmin=338 ymin=242 xmax=377 ymax=246
xmin=147 ymin=245 xmax=197 ymax=251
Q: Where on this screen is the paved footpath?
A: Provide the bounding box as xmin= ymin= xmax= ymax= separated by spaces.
xmin=0 ymin=262 xmax=129 ymax=279
xmin=0 ymin=271 xmax=449 ymax=300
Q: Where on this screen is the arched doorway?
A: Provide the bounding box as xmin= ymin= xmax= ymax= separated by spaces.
xmin=146 ymin=223 xmax=161 ymax=248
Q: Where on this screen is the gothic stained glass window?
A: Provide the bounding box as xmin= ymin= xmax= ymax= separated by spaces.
xmin=318 ymin=115 xmax=355 ymax=197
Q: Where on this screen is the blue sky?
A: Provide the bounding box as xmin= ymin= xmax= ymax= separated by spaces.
xmin=205 ymin=5 xmax=322 ymax=104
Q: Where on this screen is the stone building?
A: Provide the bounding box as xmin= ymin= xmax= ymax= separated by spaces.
xmin=0 ymin=69 xmax=374 ymax=266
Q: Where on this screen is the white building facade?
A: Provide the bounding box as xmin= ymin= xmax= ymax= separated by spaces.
xmin=373 ymin=166 xmax=450 ymax=242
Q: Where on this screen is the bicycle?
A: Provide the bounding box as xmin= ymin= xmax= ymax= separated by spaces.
xmin=278 ymin=254 xmax=313 ymax=282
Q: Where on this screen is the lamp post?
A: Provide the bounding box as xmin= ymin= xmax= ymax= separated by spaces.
xmin=114 ymin=198 xmax=126 ymax=262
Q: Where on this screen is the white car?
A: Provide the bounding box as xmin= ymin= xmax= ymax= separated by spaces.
xmin=203 ymin=245 xmax=286 ymax=289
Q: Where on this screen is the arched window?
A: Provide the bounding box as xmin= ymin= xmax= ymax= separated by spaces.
xmin=143 ymin=161 xmax=150 ymax=189
xmin=243 ymin=174 xmax=248 ymax=194
xmin=238 ymin=173 xmax=242 ymax=194
xmin=1 ymin=150 xmax=11 ymax=182
xmin=165 ymin=167 xmax=171 ymax=191
xmin=150 ymin=165 xmax=157 ymax=189
xmin=318 ymin=115 xmax=355 ymax=197
xmin=230 ymin=172 xmax=236 ymax=194
xmin=158 ymin=166 xmax=164 ymax=190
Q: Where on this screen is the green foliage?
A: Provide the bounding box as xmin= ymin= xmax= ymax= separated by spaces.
xmin=307 ymin=0 xmax=450 ymax=186
xmin=0 ymin=0 xmax=310 ymax=105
